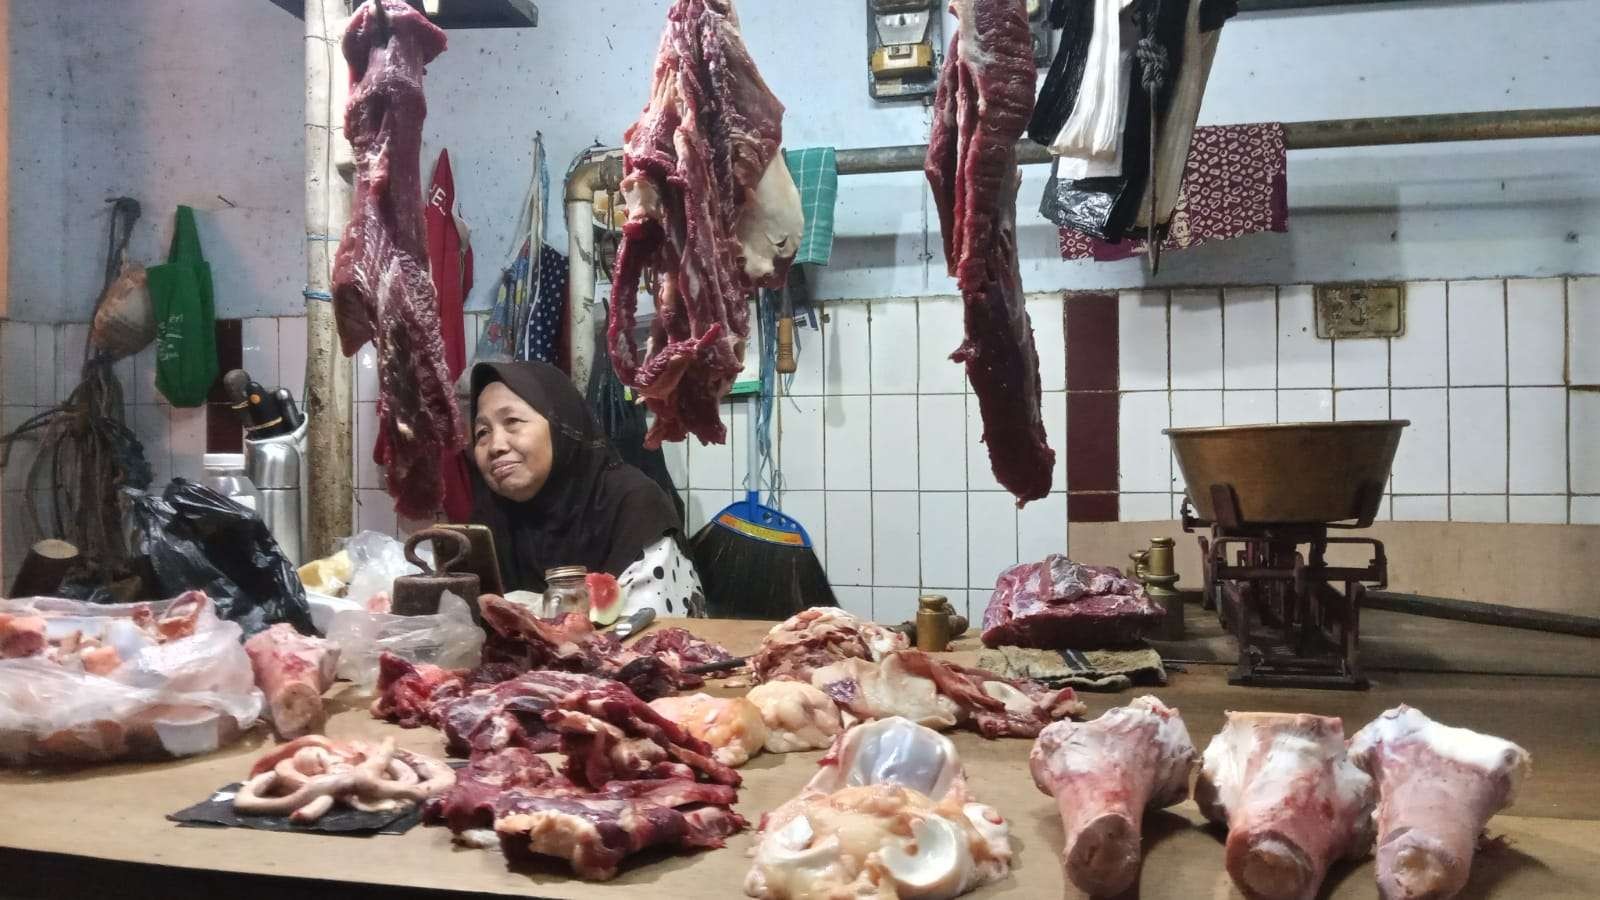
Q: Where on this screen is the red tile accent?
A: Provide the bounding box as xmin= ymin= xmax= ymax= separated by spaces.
xmin=206 ymin=403 xmax=243 ymax=453
xmin=1066 ymin=391 xmax=1118 ymax=492
xmin=1067 ymin=492 xmax=1119 ymax=523
xmin=1065 ymin=292 xmax=1119 ymax=393
xmin=207 ymin=319 xmax=244 ymax=403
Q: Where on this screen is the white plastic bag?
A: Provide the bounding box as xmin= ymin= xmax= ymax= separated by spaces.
xmin=0 ymin=594 xmax=262 ymax=765
xmin=341 ymin=530 xmax=429 ymax=611
xmin=326 ymin=591 xmax=483 ymax=691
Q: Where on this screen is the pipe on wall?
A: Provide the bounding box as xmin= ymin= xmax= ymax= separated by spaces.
xmin=563 ymin=148 xmax=623 ymax=399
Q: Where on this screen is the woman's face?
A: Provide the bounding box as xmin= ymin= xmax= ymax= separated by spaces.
xmin=472 ymin=381 xmax=554 ymax=502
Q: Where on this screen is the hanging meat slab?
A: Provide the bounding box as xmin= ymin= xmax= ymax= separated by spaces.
xmin=332 ymin=0 xmax=463 ymax=518
xmin=925 ymin=0 xmax=1056 ymax=504
xmin=608 ymin=0 xmax=803 ymax=447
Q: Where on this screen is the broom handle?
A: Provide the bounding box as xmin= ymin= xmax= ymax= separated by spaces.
xmin=745 ymin=390 xmax=761 ymax=506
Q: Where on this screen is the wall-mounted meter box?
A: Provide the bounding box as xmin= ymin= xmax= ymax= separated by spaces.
xmin=866 ymin=0 xmax=942 ymax=101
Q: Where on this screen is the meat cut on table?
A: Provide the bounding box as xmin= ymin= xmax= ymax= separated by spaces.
xmin=608 ymin=0 xmax=803 ymax=447
xmin=1349 ymin=705 xmax=1531 ymax=900
xmin=745 ymin=680 xmax=844 ymax=753
xmin=981 ymin=555 xmax=1167 ymax=649
xmin=1030 ymin=696 xmax=1197 ymax=896
xmin=750 ymin=607 xmax=908 ymax=684
xmin=647 ymin=692 xmax=768 ymax=767
xmin=477 ymin=594 xmax=700 ymax=697
xmin=332 ymin=0 xmax=462 ymax=518
xmin=243 ymin=623 xmax=341 ymax=739
xmin=1196 ymin=711 xmax=1377 ymax=900
xmin=925 ymin=0 xmax=1056 ymax=505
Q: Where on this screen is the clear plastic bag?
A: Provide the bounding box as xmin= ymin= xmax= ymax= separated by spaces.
xmin=0 ymin=593 xmax=262 ymax=765
xmin=341 ymin=530 xmax=428 ymax=612
xmin=326 ymin=591 xmax=483 ymax=691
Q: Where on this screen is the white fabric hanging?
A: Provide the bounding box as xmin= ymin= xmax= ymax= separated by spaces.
xmin=1050 ymin=0 xmax=1138 ymax=180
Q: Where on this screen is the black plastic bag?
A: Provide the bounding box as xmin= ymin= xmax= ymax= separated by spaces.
xmin=128 ymin=478 xmax=315 ymax=637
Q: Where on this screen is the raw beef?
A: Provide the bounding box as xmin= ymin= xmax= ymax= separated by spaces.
xmin=811 ymin=649 xmax=1085 ymax=738
xmin=478 ymin=594 xmax=688 ymax=698
xmin=243 ymin=623 xmax=341 ymax=738
xmin=747 ymin=718 xmax=1013 ymax=899
xmin=429 ymin=747 xmax=747 ymax=880
xmin=608 ymin=0 xmax=803 ymax=447
xmin=751 ymin=607 xmax=908 ymax=684
xmin=547 ymin=681 xmax=742 ymax=789
xmin=1030 ymin=696 xmax=1196 ymax=896
xmin=648 ymin=693 xmax=768 ymax=767
xmin=1196 ymin=712 xmax=1376 ymax=900
xmin=925 ymin=0 xmax=1055 ymax=504
xmin=432 ymin=669 xmax=616 ymax=757
xmin=497 ymin=778 xmax=747 ymax=880
xmin=369 ymin=653 xmax=463 ymax=727
xmin=631 ymin=627 xmax=735 ymax=671
xmin=746 ymin=680 xmax=844 ymax=753
xmin=1349 ymin=706 xmax=1531 ymax=900
xmin=332 ymin=0 xmax=462 ymax=518
xmin=981 ymin=555 xmax=1166 ymax=648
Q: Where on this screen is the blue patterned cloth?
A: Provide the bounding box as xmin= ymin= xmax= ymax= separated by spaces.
xmin=520 ymin=243 xmax=568 ymax=366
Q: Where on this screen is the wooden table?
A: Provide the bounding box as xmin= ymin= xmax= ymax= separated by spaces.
xmin=3 ymin=615 xmax=1597 ymax=900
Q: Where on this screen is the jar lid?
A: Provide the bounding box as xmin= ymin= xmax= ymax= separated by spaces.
xmin=545 ymin=565 xmax=588 ymax=581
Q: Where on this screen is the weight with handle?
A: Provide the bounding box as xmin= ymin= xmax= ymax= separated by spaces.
xmin=392 ymin=527 xmax=481 ymax=617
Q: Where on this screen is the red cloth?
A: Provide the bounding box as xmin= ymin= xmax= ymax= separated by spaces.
xmin=1059 ymin=123 xmax=1288 ymax=261
xmin=376 ymin=148 xmax=475 ymax=522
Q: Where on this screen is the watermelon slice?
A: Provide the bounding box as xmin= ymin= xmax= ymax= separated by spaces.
xmin=587 ymin=572 xmax=623 ymax=626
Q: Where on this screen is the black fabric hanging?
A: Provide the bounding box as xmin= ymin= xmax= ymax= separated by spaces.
xmin=585 ymin=319 xmax=686 ymax=527
xmin=1028 ymin=0 xmax=1098 ymax=147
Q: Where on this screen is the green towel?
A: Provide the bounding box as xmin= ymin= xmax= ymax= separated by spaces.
xmin=783 ymin=148 xmax=837 ymax=266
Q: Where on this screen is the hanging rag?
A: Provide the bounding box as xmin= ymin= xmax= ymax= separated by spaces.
xmin=464 ymin=135 xmax=547 ymax=378
xmin=977 ymin=644 xmax=1168 ymax=692
xmin=1057 ymin=122 xmax=1287 ymax=260
xmin=147 ymin=206 xmax=220 ymax=407
xmin=423 ymin=148 xmax=475 ymax=522
xmin=522 ymin=244 xmax=568 ymax=369
xmin=781 ymin=148 xmax=839 ymax=267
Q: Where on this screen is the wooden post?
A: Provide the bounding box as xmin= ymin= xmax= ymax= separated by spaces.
xmin=304 ymin=0 xmax=354 ymax=558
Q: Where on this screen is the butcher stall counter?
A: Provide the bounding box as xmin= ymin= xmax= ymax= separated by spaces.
xmin=3 ymin=614 xmax=1598 ymax=900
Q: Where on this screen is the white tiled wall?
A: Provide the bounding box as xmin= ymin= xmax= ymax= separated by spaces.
xmin=1113 ymin=277 xmax=1597 ymax=525
xmin=671 ymin=295 xmax=1070 ymax=622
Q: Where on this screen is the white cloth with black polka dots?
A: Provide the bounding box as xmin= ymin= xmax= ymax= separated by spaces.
xmin=618 ymin=535 xmax=706 ymax=618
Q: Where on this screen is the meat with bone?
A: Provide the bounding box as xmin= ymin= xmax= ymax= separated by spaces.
xmin=751 ymin=607 xmax=908 ymax=684
xmin=243 ymin=624 xmax=341 ymax=739
xmin=746 ymin=680 xmax=844 ymax=753
xmin=631 ymin=627 xmax=736 ymax=671
xmin=981 ymin=555 xmax=1166 ymax=649
xmin=925 ymin=0 xmax=1055 ymax=505
xmin=495 ymin=776 xmax=747 ymax=881
xmin=1030 ymin=695 xmax=1197 ymax=896
xmin=426 ymin=746 xmax=557 ymax=835
xmin=0 ymin=614 xmax=47 ymax=659
xmin=331 ymin=1 xmax=461 ymax=518
xmin=1196 ymin=712 xmax=1376 ymax=900
xmin=648 ymin=692 xmax=769 ymax=767
xmin=1349 ymin=706 xmax=1531 ymax=900
xmin=747 ymin=717 xmax=1012 ymax=899
xmin=546 ymin=680 xmax=742 ymax=789
xmin=433 ymin=669 xmax=618 ymax=757
xmin=369 ymin=653 xmax=464 ymax=727
xmin=234 ymin=735 xmax=454 ymax=824
xmin=812 ymin=649 xmax=1085 ymax=738
xmin=478 ymin=594 xmax=689 ymax=698
xmin=608 ymin=0 xmax=803 ymax=447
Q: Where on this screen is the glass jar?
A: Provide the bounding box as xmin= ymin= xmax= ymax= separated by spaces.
xmin=543 ymin=566 xmax=591 ymax=618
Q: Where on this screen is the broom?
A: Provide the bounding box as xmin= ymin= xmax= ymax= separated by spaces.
xmin=690 ymin=291 xmax=834 ymax=618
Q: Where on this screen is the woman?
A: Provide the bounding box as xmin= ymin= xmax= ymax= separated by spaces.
xmin=468 ymin=360 xmax=703 ymax=617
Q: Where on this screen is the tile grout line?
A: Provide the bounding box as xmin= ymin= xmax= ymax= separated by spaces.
xmin=1503 ymin=279 xmax=1511 ymax=522
xmin=1564 ymin=277 xmax=1572 ymax=524
xmin=1443 ymin=282 xmax=1453 ymax=521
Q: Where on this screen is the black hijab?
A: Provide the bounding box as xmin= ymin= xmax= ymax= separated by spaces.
xmin=469 ymin=361 xmax=682 ymax=592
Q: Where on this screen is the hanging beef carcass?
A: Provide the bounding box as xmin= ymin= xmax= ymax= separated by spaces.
xmin=926 ymin=0 xmax=1056 ymax=504
xmin=608 ymin=0 xmax=804 ymax=447
xmin=332 ymin=0 xmax=462 ymax=518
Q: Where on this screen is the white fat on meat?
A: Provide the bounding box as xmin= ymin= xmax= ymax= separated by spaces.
xmin=1349 ymin=705 xmax=1530 ymax=900
xmin=746 ymin=718 xmax=1011 ymax=900
xmin=746 ymin=680 xmax=844 ymax=753
xmin=1196 ymin=712 xmax=1376 ymax=900
xmin=812 ymin=655 xmax=960 ymax=731
xmin=1029 ymin=695 xmax=1196 ymax=897
xmin=648 ymin=692 xmax=769 ymax=767
xmin=735 ymin=152 xmax=803 ymax=284
xmin=242 ymin=624 xmax=340 ymax=739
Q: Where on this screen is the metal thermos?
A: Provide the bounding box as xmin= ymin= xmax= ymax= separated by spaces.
xmin=244 ymin=417 xmax=309 ymax=566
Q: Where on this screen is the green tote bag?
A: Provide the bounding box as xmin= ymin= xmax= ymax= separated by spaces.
xmin=147 ymin=206 xmax=219 ymax=407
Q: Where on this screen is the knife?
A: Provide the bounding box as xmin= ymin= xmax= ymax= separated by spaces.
xmin=611 ymin=607 xmax=656 ymax=641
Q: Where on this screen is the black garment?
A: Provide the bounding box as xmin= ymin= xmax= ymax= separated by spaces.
xmin=468 ymin=361 xmax=681 ymax=593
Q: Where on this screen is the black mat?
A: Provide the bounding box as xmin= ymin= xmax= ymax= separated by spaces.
xmin=168 ymin=782 xmax=425 ymax=835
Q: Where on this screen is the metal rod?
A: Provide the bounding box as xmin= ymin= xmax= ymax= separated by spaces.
xmin=834 ymin=106 xmax=1600 ymax=175
xmin=1366 ymin=590 xmax=1600 ymax=639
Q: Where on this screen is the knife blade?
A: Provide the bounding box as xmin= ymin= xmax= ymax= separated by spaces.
xmin=611 ymin=607 xmax=655 ymax=640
